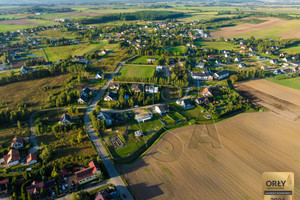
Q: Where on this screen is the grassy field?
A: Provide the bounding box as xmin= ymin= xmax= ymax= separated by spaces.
xmin=266 ymin=76 xmax=300 ymax=91
xmin=0 ymin=19 xmax=58 ymax=32
xmin=0 ymin=74 xmax=69 ymax=110
xmin=43 ymin=42 xmax=110 ymax=61
xmin=117 ymin=65 xmax=155 ymax=79
xmin=35 ymin=110 xmax=97 ymax=163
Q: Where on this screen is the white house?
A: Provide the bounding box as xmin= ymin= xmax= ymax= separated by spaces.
xmin=155 ymin=105 xmax=169 ymax=115
xmin=191 ymin=70 xmax=213 ymax=81
xmin=213 ymin=70 xmax=229 ymax=80
xmin=95 ymin=71 xmax=105 ymax=80
xmin=145 ymin=85 xmax=159 ymax=94
xmin=176 ymin=99 xmax=194 ymax=110
xmin=270 ymin=59 xmax=278 ymax=64
xmin=156 ymin=65 xmax=163 ymax=72
xmin=195 ymin=63 xmax=205 ymax=68
xmin=134 ymin=110 xmax=153 ymax=123
xmin=20 ymin=66 xmax=29 ymax=74
xmin=238 ymin=63 xmax=247 ymax=69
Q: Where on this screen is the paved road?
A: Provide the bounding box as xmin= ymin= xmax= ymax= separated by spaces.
xmin=84 ymin=57 xmax=135 ymax=200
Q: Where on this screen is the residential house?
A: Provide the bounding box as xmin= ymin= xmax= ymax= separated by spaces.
xmin=0 ymin=178 xmax=9 ymax=195
xmin=292 ymin=56 xmax=299 ymax=60
xmin=238 ymin=63 xmax=247 ymax=69
xmin=131 ymin=83 xmax=144 ymax=93
xmin=109 ymin=82 xmax=120 ymax=90
xmin=257 ymin=56 xmax=265 ymax=60
xmin=147 ymin=57 xmax=156 ymax=63
xmin=97 ymin=112 xmax=113 ymax=126
xmin=208 ymin=55 xmax=215 ymax=59
xmin=145 ymin=85 xmax=159 ymax=94
xmin=156 ymin=65 xmax=163 ymax=72
xmin=273 ymin=69 xmax=282 ymax=75
xmin=77 ymin=96 xmax=88 ymax=104
xmin=234 ymin=57 xmax=241 ymax=62
xmin=11 ymin=135 xmax=24 ymax=149
xmin=20 ymin=66 xmax=29 ymax=74
xmin=176 ymin=99 xmax=194 ymax=109
xmin=59 ymin=113 xmax=72 ymax=125
xmin=190 ymin=70 xmax=213 ymax=81
xmin=241 ymin=45 xmax=247 ymax=49
xmin=224 ymin=53 xmax=231 ymax=58
xmin=44 ymin=179 xmax=56 ymax=194
xmin=95 ymin=71 xmax=105 ymax=80
xmin=81 ymin=88 xmax=91 ymax=98
xmin=201 ymin=87 xmax=213 ymax=97
xmin=282 ymin=57 xmax=292 ymax=62
xmin=249 ymin=47 xmax=256 ymax=52
xmin=195 ymin=97 xmax=209 ymax=105
xmin=291 ymin=61 xmax=300 ymax=67
xmin=104 ymin=92 xmax=117 ymax=101
xmin=155 ymin=105 xmax=169 ymax=115
xmin=169 ymin=58 xmax=176 ymax=64
xmin=26 ymin=181 xmax=45 ymax=195
xmin=27 ymin=153 xmax=37 ymax=165
xmin=4 ymin=149 xmax=20 ymax=166
xmin=279 ymin=52 xmax=287 ymax=57
xmin=213 ymin=70 xmax=229 ymax=80
xmin=73 ymin=55 xmax=88 ymax=64
xmin=261 ymin=65 xmax=268 ymax=70
xmin=75 ymin=161 xmax=102 ymax=185
xmin=195 ymin=63 xmax=205 ymax=68
xmin=134 ymin=110 xmax=153 ymax=123
xmin=283 ymin=68 xmax=294 ymax=74
xmin=270 ymin=59 xmax=278 ymax=64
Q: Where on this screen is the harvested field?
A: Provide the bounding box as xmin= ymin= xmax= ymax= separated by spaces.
xmin=210 ymin=17 xmax=300 ymax=39
xmin=122 ymin=112 xmax=300 ymax=200
xmin=236 ymin=79 xmax=300 ymax=121
xmin=279 ymin=27 xmax=300 ymax=39
xmin=0 ymin=19 xmax=39 ymax=25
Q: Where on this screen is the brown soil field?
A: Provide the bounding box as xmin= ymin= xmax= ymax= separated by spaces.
xmin=236 ymin=79 xmax=300 ymax=121
xmin=122 ymin=112 xmax=300 ymax=200
xmin=210 ymin=17 xmax=285 ymax=39
xmin=0 ymin=19 xmax=40 ymax=25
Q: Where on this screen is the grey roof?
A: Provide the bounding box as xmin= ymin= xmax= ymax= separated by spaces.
xmin=60 ymin=113 xmax=71 ymax=122
xmin=156 ymin=104 xmax=169 ymax=112
xmin=215 ymin=70 xmax=229 ymax=76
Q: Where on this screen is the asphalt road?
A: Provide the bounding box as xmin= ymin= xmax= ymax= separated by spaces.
xmin=83 ymin=57 xmax=135 ymax=200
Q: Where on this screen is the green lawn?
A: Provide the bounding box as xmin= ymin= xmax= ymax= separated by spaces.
xmin=117 ymin=65 xmax=155 ymax=79
xmin=266 ymin=76 xmax=300 ymax=91
xmin=195 ymin=41 xmax=237 ymax=50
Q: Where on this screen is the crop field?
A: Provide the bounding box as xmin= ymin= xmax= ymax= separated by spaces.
xmin=122 ymin=111 xmax=300 ymax=200
xmin=117 ymin=65 xmax=155 ymax=79
xmin=0 ymin=19 xmax=58 ymax=32
xmin=236 ymin=79 xmax=300 ymax=121
xmin=0 ymin=74 xmax=69 ymax=110
xmin=210 ymin=17 xmax=300 ymax=39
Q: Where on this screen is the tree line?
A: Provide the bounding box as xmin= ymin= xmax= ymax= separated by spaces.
xmin=79 ymin=11 xmax=184 ymax=24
